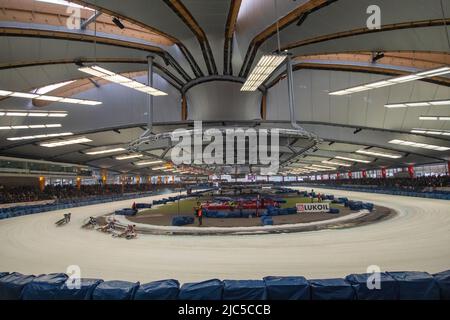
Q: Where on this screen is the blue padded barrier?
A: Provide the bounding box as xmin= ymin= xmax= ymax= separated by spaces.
xmin=21 ymin=273 xmax=102 ymax=300
xmin=57 ymin=278 xmax=103 ymax=300
xmin=1 ymin=269 xmax=450 ymax=300
xmin=387 ymin=271 xmax=440 ymax=300
xmin=262 ymin=217 xmax=273 ymax=226
xmin=362 ymin=203 xmax=374 ymax=211
xmin=115 ymin=208 xmax=138 ymax=216
xmin=0 ymin=272 xmax=36 ymax=300
xmin=179 ymin=279 xmax=223 ymax=300
xmin=263 ymin=276 xmax=310 ymax=300
xmin=92 ymin=280 xmax=139 ymax=300
xmin=134 ymin=279 xmax=179 ymax=300
xmin=223 ymin=280 xmax=267 ymax=300
xmin=22 ymin=273 xmax=68 ymax=300
xmin=299 ymin=184 xmax=450 ymax=201
xmin=309 ymin=278 xmax=355 ymax=300
xmin=0 ymin=188 xmax=216 ymax=221
xmin=433 ymin=270 xmax=450 ymax=300
xmin=135 ymin=203 xmax=152 ymax=209
xmin=328 ymin=208 xmax=340 ymax=214
xmin=345 ymin=273 xmax=398 ymax=300
xmin=172 ymin=216 xmax=195 ymax=226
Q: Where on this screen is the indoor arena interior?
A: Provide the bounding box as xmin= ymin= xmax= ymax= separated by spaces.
xmin=0 ymin=0 xmax=449 ymax=307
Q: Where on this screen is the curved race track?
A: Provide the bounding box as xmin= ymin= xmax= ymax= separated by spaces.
xmin=0 ymin=188 xmax=449 ymax=283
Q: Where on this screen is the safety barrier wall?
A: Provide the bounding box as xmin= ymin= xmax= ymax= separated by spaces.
xmin=0 ymin=192 xmax=155 ymax=220
xmin=300 ymin=184 xmax=450 ymax=200
xmin=0 ymin=270 xmax=448 ymax=300
xmin=0 ymin=188 xmax=213 ymax=221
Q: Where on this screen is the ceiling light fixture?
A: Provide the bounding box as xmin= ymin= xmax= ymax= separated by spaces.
xmin=78 ymin=65 xmax=167 ymax=96
xmin=112 ymin=17 xmax=125 ymax=29
xmin=135 ymin=160 xmax=164 ymax=166
xmin=385 ymin=99 xmax=450 ymax=108
xmin=419 ymin=116 xmax=450 ymax=121
xmin=322 ymin=160 xmax=352 ymax=167
xmin=151 ymin=166 xmax=170 ymax=171
xmin=356 ymin=149 xmax=402 ymax=159
xmin=36 ymin=0 xmax=94 ymax=10
xmin=0 ymin=110 xmax=68 ymax=118
xmin=335 ymin=156 xmax=372 ymax=163
xmin=410 ymin=128 xmax=450 ymax=136
xmin=7 ymin=132 xmax=73 ymax=142
xmin=40 ymin=137 xmax=91 ymax=147
xmin=85 ymin=148 xmax=126 ymax=155
xmin=115 ymin=154 xmax=144 ymax=160
xmin=330 ymin=66 xmax=450 ymax=96
xmin=389 ymin=139 xmax=450 ymax=151
xmin=241 ymin=54 xmax=287 ymax=91
xmin=0 ymin=124 xmax=62 ymax=130
xmin=0 ymin=90 xmax=101 ymax=105
xmin=310 ymin=164 xmax=337 ymax=170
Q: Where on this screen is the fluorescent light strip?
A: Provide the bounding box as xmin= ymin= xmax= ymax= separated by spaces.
xmin=40 ymin=137 xmax=91 ymax=148
xmin=115 ymin=154 xmax=144 ymax=160
xmin=0 ymin=89 xmax=101 ymax=105
xmin=36 ymin=0 xmax=94 ymax=10
xmin=135 ymin=160 xmax=164 ymax=166
xmin=151 ymin=166 xmax=170 ymax=171
xmin=85 ymin=148 xmax=126 ymax=155
xmin=7 ymin=132 xmax=73 ymax=141
xmin=330 ymin=66 xmax=450 ymax=96
xmin=335 ymin=156 xmax=371 ymax=163
xmin=0 ymin=110 xmax=68 ymax=118
xmin=385 ymin=99 xmax=450 ymax=108
xmin=419 ymin=116 xmax=450 ymax=121
xmin=241 ymin=54 xmax=287 ymax=91
xmin=322 ymin=160 xmax=352 ymax=167
xmin=310 ymin=164 xmax=337 ymax=170
xmin=411 ymin=128 xmax=450 ymax=136
xmin=78 ymin=65 xmax=167 ymax=96
xmin=0 ymin=124 xmax=61 ymax=130
xmin=389 ymin=139 xmax=450 ymax=151
xmin=356 ymin=149 xmax=402 ymax=159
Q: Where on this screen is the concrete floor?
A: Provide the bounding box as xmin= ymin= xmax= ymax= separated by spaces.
xmin=0 ymin=188 xmax=449 ymax=284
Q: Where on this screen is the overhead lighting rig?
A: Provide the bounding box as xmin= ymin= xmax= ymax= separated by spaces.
xmin=330 ymin=66 xmax=450 ymax=96
xmin=241 ymin=54 xmax=287 ymax=91
xmin=78 ymin=65 xmax=167 ymax=96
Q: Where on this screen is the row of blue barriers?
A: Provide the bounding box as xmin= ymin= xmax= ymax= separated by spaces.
xmin=0 ymin=270 xmax=448 ymax=300
xmin=0 ymin=192 xmax=156 ymax=220
xmin=152 ymin=190 xmax=207 ymax=206
xmin=0 ymin=189 xmax=213 ymax=221
xmin=302 ymin=184 xmax=450 ymax=201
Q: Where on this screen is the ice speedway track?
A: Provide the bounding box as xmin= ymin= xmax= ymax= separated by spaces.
xmin=0 ymin=188 xmax=449 ymax=283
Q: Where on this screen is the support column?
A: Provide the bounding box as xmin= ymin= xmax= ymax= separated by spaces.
xmin=147 ymin=55 xmax=154 ymax=133
xmin=260 ymin=92 xmax=267 ymax=120
xmin=76 ymin=177 xmax=81 ymax=190
xmin=101 ymin=169 xmax=107 ymax=185
xmin=181 ymin=94 xmax=188 ymax=121
xmin=39 ymin=176 xmax=45 ymax=192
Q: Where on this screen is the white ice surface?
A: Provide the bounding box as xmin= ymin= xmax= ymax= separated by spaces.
xmin=0 ymin=188 xmax=449 ymax=283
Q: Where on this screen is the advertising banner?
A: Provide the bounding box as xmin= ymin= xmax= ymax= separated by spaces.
xmin=296 ymin=203 xmax=330 ymax=213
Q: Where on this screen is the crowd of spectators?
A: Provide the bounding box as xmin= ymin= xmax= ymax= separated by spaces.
xmin=0 ymin=184 xmax=158 ymax=204
xmin=300 ymin=175 xmax=450 ymax=192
